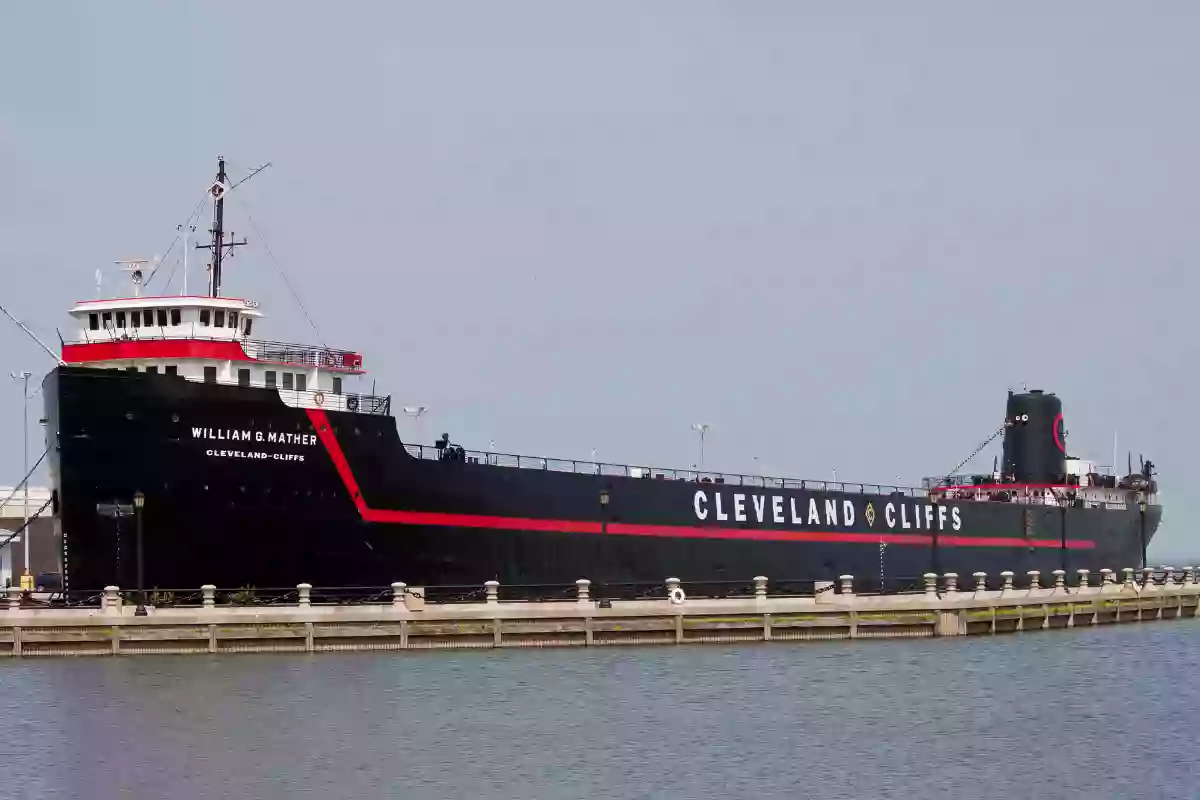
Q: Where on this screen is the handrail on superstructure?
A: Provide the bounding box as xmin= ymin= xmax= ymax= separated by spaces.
xmin=67 ymin=327 xmax=363 ymax=371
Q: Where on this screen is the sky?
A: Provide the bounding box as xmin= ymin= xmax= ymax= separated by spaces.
xmin=0 ymin=2 xmax=1196 ymax=558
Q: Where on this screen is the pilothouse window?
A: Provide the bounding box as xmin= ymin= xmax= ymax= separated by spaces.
xmin=170 ymin=309 xmax=181 ymax=326
xmin=296 ymin=373 xmax=307 ymax=392
xmin=131 ymin=312 xmax=140 ymax=328
xmin=265 ymin=370 xmax=277 ymax=388
xmin=203 ymin=366 xmax=216 ymax=383
xmin=102 ymin=311 xmax=112 ymax=327
xmin=244 ymin=318 xmax=253 ymax=336
xmin=116 ymin=312 xmax=126 ymax=327
xmin=282 ymin=372 xmax=293 ymax=390
xmin=332 ymin=376 xmax=343 ymax=395
xmin=199 ymin=309 xmax=211 ymax=326
xmin=156 ymin=309 xmax=167 ymax=327
xmin=229 ymin=311 xmax=238 ymax=329
xmin=214 ymin=310 xmax=225 ymax=328
xmin=237 ymin=368 xmax=249 ymax=386
xmin=88 ymin=313 xmax=99 ymax=331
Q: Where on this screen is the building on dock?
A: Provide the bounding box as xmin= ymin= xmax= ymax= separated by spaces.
xmin=0 ymin=486 xmax=57 ymax=589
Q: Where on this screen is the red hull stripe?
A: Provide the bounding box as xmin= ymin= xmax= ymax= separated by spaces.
xmin=306 ymin=409 xmax=1096 ymax=550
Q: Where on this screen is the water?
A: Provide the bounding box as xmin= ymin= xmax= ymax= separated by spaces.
xmin=2 ymin=622 xmax=1197 ymax=799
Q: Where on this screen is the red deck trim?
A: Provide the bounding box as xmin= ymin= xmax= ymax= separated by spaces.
xmin=306 ymin=409 xmax=1097 ymax=549
xmin=61 ymin=340 xmax=364 ymax=373
xmin=931 ymin=483 xmax=1081 ymax=492
xmin=63 ymin=340 xmax=250 ymax=363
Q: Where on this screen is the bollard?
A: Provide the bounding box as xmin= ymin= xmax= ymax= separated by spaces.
xmin=201 ymin=584 xmax=216 ymax=609
xmin=1077 ymin=569 xmax=1090 ymax=588
xmin=576 ymin=579 xmax=591 ymax=603
xmin=1121 ymin=568 xmax=1135 ymax=588
xmin=1184 ymin=567 xmax=1196 ymax=587
xmin=8 ymin=585 xmax=23 ymax=610
xmin=839 ymin=574 xmax=854 ymax=595
xmin=942 ymin=573 xmax=958 ymax=593
xmin=753 ymin=576 xmax=768 ymax=600
xmin=973 ymin=572 xmax=987 ymax=592
xmin=1052 ymin=570 xmax=1066 ymax=591
xmin=1000 ymin=571 xmax=1015 ymax=592
xmin=391 ymin=582 xmax=407 ymax=608
xmin=1099 ymin=568 xmax=1114 ymax=585
xmin=1027 ymin=570 xmax=1041 ymax=591
xmin=923 ymin=573 xmax=938 ymax=597
xmin=1142 ymin=568 xmax=1156 ymax=589
xmin=297 ymin=583 xmax=312 ymax=608
xmin=484 ymin=580 xmax=500 ymax=604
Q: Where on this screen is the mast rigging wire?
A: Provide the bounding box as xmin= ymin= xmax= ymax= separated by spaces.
xmin=228 ymin=191 xmax=328 ymax=349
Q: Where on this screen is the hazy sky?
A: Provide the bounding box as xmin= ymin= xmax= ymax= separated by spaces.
xmin=1 ymin=2 xmax=1196 ymax=558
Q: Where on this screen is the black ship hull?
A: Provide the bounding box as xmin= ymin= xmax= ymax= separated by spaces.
xmin=44 ymin=367 xmax=1162 ymax=593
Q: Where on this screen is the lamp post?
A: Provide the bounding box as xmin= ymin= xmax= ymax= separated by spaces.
xmin=692 ymin=423 xmax=710 ymax=471
xmin=10 ymin=371 xmax=31 ymax=582
xmin=133 ymin=490 xmax=146 ymax=616
xmin=1138 ymin=495 xmax=1148 ymax=570
xmin=1059 ymin=489 xmax=1075 ymax=575
xmin=929 ymin=489 xmax=941 ymax=581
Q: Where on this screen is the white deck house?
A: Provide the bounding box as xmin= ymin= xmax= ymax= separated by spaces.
xmin=62 ymin=295 xmax=387 ymax=414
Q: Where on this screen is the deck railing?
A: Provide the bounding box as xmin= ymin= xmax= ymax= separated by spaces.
xmin=399 ymin=443 xmax=929 ymax=496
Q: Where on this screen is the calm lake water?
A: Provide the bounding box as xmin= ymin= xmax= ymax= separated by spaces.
xmin=1 ymin=621 xmax=1197 ymax=799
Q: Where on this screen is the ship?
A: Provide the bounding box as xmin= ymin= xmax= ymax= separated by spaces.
xmin=37 ymin=158 xmax=1163 ymax=595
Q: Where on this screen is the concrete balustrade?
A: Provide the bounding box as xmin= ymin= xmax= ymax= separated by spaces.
xmin=3 ymin=568 xmax=1193 ymax=658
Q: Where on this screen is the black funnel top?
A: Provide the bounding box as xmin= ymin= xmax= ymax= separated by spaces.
xmin=1001 ymin=390 xmax=1066 ymax=484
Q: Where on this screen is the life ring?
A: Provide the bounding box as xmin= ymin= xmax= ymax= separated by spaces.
xmin=668 ymin=587 xmax=686 ymax=604
xmin=347 ymin=395 xmax=359 ymax=412
xmin=313 ymin=391 xmax=325 ymax=406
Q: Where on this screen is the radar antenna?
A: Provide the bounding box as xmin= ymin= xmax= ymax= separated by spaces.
xmin=115 ymin=259 xmax=150 ymax=297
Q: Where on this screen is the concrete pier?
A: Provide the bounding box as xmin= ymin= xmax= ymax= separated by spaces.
xmin=1 ymin=569 xmax=1196 ymax=657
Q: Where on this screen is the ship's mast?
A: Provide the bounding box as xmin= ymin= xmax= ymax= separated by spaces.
xmin=195 ymin=157 xmax=246 ymax=297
